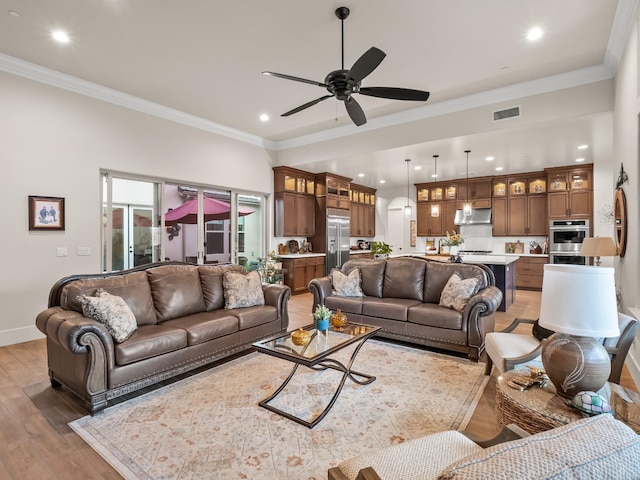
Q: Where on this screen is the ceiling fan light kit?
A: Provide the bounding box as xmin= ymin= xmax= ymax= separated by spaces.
xmin=263 ymin=6 xmax=430 ymax=127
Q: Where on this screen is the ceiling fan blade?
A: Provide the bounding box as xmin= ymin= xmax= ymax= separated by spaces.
xmin=347 ymin=47 xmax=386 ymax=83
xmin=359 ymin=87 xmax=430 ymax=102
xmin=281 ymin=95 xmax=333 ymax=117
xmin=262 ymin=71 xmax=328 ymax=88
xmin=345 ymin=97 xmax=367 ymax=126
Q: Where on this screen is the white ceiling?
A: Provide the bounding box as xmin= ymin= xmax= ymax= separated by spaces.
xmin=0 ymin=0 xmax=634 ymax=188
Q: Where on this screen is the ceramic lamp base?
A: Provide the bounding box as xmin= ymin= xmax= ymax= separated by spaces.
xmin=541 ymin=333 xmax=611 ymax=399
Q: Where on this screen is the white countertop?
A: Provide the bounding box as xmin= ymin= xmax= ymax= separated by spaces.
xmin=409 ymin=252 xmax=519 ymax=265
xmin=504 ymin=253 xmax=549 ymax=258
xmin=278 ymin=253 xmax=326 ymax=259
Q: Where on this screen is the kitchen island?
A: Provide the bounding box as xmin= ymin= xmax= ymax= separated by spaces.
xmin=412 ymin=253 xmax=518 ymax=312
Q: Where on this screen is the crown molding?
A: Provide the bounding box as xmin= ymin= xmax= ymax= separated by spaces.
xmin=0 ymin=53 xmax=278 ymax=151
xmin=604 ymin=0 xmax=640 ymax=73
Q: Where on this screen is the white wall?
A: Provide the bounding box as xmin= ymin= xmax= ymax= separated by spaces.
xmin=0 ymin=71 xmax=274 ymax=346
xmin=613 ymin=14 xmax=640 ymax=385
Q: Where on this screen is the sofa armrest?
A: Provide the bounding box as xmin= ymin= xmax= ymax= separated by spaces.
xmin=466 ymin=285 xmax=502 ymax=315
xmin=262 ymin=283 xmax=292 ymax=330
xmin=309 ymin=276 xmax=332 ymax=309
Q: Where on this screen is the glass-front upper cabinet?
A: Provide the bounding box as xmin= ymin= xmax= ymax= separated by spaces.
xmin=417 ymin=186 xmax=430 ymax=202
xmin=528 ymin=176 xmax=547 ymax=194
xmin=493 ymin=179 xmax=507 ymax=197
xmin=508 ymin=178 xmax=526 ymax=195
xmin=548 ymin=168 xmax=591 ymax=192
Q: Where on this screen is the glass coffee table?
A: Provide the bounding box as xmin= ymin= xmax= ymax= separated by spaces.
xmin=252 ymin=323 xmax=380 ymax=428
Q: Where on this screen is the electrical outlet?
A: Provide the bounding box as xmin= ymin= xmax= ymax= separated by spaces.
xmin=77 ymin=247 xmax=91 ymax=256
xmin=56 ymin=247 xmax=67 ymax=257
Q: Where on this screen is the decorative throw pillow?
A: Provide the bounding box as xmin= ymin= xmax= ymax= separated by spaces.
xmin=331 ymin=268 xmax=364 ymax=297
xmin=79 ymin=289 xmax=137 ymax=343
xmin=223 ymin=270 xmax=265 ymax=309
xmin=439 ymin=273 xmax=479 ymax=312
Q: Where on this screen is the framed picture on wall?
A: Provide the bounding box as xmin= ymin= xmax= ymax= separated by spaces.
xmin=29 ymin=195 xmax=65 ymax=231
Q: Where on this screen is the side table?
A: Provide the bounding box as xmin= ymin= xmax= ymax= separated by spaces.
xmin=496 ymin=370 xmax=639 ymax=434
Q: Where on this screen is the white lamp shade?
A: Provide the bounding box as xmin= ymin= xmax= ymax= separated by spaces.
xmin=538 ymin=264 xmax=619 ymax=337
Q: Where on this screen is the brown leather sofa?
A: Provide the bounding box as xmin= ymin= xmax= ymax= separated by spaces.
xmin=36 ymin=262 xmax=291 ymax=413
xmin=309 ymin=257 xmax=502 ymax=360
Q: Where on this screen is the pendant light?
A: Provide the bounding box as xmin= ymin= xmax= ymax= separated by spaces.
xmin=404 ymin=158 xmax=412 ymax=216
xmin=463 ymin=150 xmax=472 ymax=217
xmin=431 ymin=155 xmax=439 ymax=217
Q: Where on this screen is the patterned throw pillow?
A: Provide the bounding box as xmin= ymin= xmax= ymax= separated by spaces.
xmin=439 ymin=273 xmax=479 ymax=312
xmin=331 ymin=268 xmax=364 ymax=297
xmin=223 ymin=270 xmax=265 ymax=309
xmin=79 ymin=289 xmax=137 ymax=343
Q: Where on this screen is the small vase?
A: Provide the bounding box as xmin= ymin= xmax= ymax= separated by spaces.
xmin=449 ymin=246 xmax=458 ymax=256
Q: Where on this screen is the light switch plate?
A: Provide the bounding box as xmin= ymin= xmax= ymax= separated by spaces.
xmin=77 ymin=247 xmax=91 ymax=256
xmin=56 ymin=247 xmax=67 ymax=257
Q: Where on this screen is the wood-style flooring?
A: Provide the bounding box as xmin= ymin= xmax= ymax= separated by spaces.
xmin=1 ymin=289 xmax=635 ymax=479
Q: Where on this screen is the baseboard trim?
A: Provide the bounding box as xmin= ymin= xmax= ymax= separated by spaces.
xmin=0 ymin=326 xmax=44 ymax=347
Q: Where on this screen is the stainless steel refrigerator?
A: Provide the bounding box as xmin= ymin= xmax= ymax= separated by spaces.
xmin=325 ymin=212 xmax=351 ymax=275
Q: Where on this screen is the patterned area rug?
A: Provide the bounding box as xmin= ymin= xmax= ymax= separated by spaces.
xmin=70 ymin=339 xmax=489 ymax=480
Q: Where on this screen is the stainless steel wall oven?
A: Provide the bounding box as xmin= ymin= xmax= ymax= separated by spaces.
xmin=549 ymin=219 xmax=590 ymax=265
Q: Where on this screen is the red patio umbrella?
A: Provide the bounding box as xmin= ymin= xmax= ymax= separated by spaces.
xmin=165 ymin=196 xmax=254 ymax=225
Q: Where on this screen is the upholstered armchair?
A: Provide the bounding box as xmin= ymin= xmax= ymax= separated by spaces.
xmin=484 ymin=312 xmax=638 ymax=383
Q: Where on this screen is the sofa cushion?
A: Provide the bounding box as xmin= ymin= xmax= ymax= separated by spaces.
xmin=114 ymin=324 xmax=188 ymax=366
xmin=326 ymin=296 xmax=365 ymax=315
xmin=362 ymin=297 xmax=422 ymax=321
xmin=61 ymin=271 xmax=158 ymax=325
xmin=424 ymin=262 xmax=486 ymax=304
xmin=439 ymin=274 xmax=479 ymax=312
xmin=147 ymin=265 xmax=206 ymax=322
xmin=383 ymin=257 xmax=426 ymax=301
xmin=79 ymin=289 xmax=137 ymax=343
xmin=438 ymin=415 xmax=640 ymax=480
xmin=228 ymin=305 xmax=278 ymax=330
xmin=199 ymin=264 xmax=246 ymax=311
xmin=408 ymin=303 xmax=464 ymax=330
xmin=331 ymin=268 xmax=364 ymax=297
xmin=338 ymin=431 xmax=483 ymax=480
xmin=223 ymin=270 xmax=265 ymax=309
xmin=343 ymin=259 xmax=386 ymax=297
xmin=161 ymin=311 xmax=239 ymax=346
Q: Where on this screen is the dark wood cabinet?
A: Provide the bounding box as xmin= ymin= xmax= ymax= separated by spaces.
xmin=492 ymin=197 xmax=508 ymax=236
xmin=282 ymin=256 xmax=325 ymax=294
xmin=273 ymin=167 xmax=316 ymax=237
xmin=492 ymin=173 xmax=547 ymax=236
xmin=350 ymin=183 xmax=376 ymax=237
xmin=316 ymin=173 xmax=351 ymax=210
xmin=546 ymin=165 xmax=592 ymax=219
xmin=515 ymin=256 xmax=547 ymax=290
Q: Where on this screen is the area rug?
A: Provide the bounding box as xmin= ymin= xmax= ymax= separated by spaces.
xmin=70 ymin=339 xmax=489 ymax=480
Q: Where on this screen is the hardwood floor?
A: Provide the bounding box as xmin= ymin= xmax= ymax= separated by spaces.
xmin=1 ymin=289 xmax=635 ymax=478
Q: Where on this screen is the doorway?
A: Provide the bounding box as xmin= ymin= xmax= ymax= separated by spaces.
xmin=387 ymin=208 xmax=405 ymax=255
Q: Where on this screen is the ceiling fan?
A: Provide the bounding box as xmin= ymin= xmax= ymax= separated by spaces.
xmin=263 ymin=6 xmax=430 ymax=127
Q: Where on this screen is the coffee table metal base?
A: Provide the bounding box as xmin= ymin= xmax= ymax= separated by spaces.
xmin=259 ymin=336 xmax=376 ymax=429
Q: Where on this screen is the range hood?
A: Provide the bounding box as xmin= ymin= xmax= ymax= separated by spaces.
xmin=454 ymin=208 xmax=492 ymax=226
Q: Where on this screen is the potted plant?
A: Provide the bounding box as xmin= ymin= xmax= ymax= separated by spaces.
xmin=313 ymin=304 xmax=332 ymax=334
xmin=371 ymin=241 xmax=392 ymax=259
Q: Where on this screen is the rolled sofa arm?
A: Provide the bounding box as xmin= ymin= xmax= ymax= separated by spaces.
xmin=262 ymin=284 xmax=292 ymax=330
xmin=464 ymin=285 xmax=503 ymax=360
xmin=467 ymin=285 xmax=503 ymax=315
xmin=309 ymin=276 xmax=332 ymax=311
xmin=36 ymin=306 xmax=116 ymax=367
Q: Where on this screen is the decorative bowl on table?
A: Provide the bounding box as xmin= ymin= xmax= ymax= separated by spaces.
xmin=291 ymin=328 xmax=312 ymax=346
xmin=331 ymin=309 xmax=348 ymax=331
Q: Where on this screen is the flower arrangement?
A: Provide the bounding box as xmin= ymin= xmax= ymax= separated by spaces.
xmin=314 ymin=304 xmax=332 ymax=321
xmin=441 ymin=231 xmax=464 ymax=247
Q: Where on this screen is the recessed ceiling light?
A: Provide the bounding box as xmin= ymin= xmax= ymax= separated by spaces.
xmin=259 ymin=113 xmax=269 ymax=122
xmin=358 ymin=173 xmax=365 ymax=177
xmin=52 ymin=30 xmax=70 ymax=43
xmin=527 ymin=27 xmax=543 ymax=41
xmin=578 ymin=144 xmax=589 ymax=150
xmin=495 ymin=167 xmax=504 ymax=171
xmin=379 ymin=180 xmax=386 ymax=184
xmin=485 ymin=156 xmax=494 ymax=161
xmin=576 ymin=158 xmax=585 ymax=162
xmin=8 ymin=10 xmax=20 ymax=17
xmin=414 ymin=166 xmax=422 ymax=171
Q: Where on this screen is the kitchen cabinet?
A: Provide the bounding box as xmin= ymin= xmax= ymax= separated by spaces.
xmin=417 ymin=202 xmax=443 ymax=236
xmin=273 ymin=167 xmax=316 ymax=237
xmin=350 ymin=183 xmax=376 ymax=237
xmin=415 ymin=181 xmax=457 ymax=236
xmin=282 ymin=255 xmax=325 ymax=294
xmin=492 ymin=173 xmax=547 ymax=236
xmin=515 ymin=256 xmax=547 ymax=290
xmin=316 ymin=173 xmax=351 ymax=210
xmin=546 ymin=165 xmax=592 ymax=219
xmin=457 ymin=177 xmax=492 ymax=202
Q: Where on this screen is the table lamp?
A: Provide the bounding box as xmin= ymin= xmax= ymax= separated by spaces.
xmin=538 ymin=264 xmax=619 ymax=399
xmin=580 ymin=236 xmax=617 ymax=266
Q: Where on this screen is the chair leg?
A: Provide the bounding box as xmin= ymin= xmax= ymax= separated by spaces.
xmin=484 ymin=356 xmax=493 ymax=375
